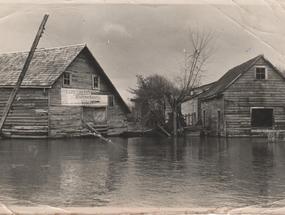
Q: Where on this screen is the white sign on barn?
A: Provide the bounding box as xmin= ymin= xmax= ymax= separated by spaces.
xmin=61 ymin=88 xmax=108 ymax=107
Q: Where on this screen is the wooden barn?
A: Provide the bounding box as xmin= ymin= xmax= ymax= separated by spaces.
xmin=181 ymin=82 xmax=215 ymax=126
xmin=200 ymin=55 xmax=285 ymax=137
xmin=0 ymin=44 xmax=130 ymax=138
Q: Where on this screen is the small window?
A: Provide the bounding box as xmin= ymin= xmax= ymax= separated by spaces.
xmin=92 ymin=75 xmax=100 ymax=89
xmin=255 ymin=67 xmax=266 ymax=80
xmin=108 ymin=95 xmax=114 ymax=107
xmin=63 ymin=72 xmax=71 ymax=86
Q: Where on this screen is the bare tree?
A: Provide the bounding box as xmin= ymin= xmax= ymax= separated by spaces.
xmin=130 ymin=30 xmax=214 ymax=136
xmin=165 ymin=29 xmax=214 ymax=136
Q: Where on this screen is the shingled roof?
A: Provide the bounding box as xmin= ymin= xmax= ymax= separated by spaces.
xmin=200 ymin=55 xmax=284 ymax=100
xmin=0 ymin=44 xmax=130 ymax=113
xmin=0 ymin=44 xmax=85 ymax=87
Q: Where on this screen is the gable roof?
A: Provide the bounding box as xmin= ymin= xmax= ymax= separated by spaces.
xmin=81 ymin=46 xmax=131 ymax=113
xmin=182 ymin=81 xmax=216 ymax=102
xmin=0 ymin=44 xmax=85 ymax=87
xmin=0 ymin=44 xmax=130 ymax=113
xmin=200 ymin=55 xmax=284 ymax=100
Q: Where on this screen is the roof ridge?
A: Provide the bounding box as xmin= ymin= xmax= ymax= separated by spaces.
xmin=200 ymin=54 xmax=265 ymax=100
xmin=0 ymin=43 xmax=86 ymax=55
xmin=37 ymin=43 xmax=86 ymax=51
xmin=227 ymin=54 xmax=263 ymax=72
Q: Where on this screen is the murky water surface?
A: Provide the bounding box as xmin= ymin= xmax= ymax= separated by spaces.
xmin=0 ymin=136 xmax=285 ymax=207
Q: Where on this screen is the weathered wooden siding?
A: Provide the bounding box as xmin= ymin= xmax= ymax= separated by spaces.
xmin=48 ymin=78 xmax=84 ymax=137
xmin=0 ymin=88 xmax=48 ymax=138
xmin=49 ymin=51 xmax=127 ymax=137
xmin=201 ymin=97 xmax=224 ymax=136
xmin=63 ymin=54 xmax=109 ymax=91
xmin=223 ymin=58 xmax=285 ymax=136
xmin=106 ymin=96 xmax=128 ymax=135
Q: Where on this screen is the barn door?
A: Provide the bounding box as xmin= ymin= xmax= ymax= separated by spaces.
xmin=251 ymin=108 xmax=273 ymax=128
xmin=83 ymin=107 xmax=107 ymax=125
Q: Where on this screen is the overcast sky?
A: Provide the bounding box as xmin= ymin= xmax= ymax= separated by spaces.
xmin=0 ymin=1 xmax=285 ymax=102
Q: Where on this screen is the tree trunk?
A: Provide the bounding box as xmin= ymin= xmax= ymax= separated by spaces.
xmin=173 ymin=99 xmax=177 ymax=136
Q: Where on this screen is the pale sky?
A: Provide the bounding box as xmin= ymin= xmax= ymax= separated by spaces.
xmin=0 ymin=0 xmax=285 ymax=103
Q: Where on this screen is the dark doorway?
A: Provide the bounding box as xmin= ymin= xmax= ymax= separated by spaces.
xmin=83 ymin=107 xmax=107 ymax=125
xmin=203 ymin=110 xmax=206 ymax=127
xmin=251 ymin=108 xmax=273 ymax=128
xmin=217 ymin=110 xmax=221 ymax=135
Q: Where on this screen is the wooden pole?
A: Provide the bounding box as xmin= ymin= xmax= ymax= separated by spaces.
xmin=157 ymin=124 xmax=171 ymax=137
xmin=82 ymin=120 xmax=112 ymax=143
xmin=0 ymin=14 xmax=49 ymax=134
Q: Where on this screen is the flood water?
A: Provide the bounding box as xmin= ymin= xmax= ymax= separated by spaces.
xmin=0 ymin=136 xmax=285 ymax=207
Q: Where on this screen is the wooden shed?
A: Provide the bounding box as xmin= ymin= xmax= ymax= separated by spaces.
xmin=200 ymin=55 xmax=285 ymax=137
xmin=0 ymin=44 xmax=130 ymax=138
xmin=181 ymin=82 xmax=215 ymax=126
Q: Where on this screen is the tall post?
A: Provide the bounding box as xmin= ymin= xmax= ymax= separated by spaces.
xmin=0 ymin=14 xmax=49 ymax=134
xmin=173 ymin=98 xmax=177 ymax=137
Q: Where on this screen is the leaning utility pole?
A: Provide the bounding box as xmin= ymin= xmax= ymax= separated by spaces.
xmin=0 ymin=14 xmax=49 ymax=135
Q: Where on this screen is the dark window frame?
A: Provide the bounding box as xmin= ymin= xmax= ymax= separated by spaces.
xmin=63 ymin=72 xmax=72 ymax=86
xmin=92 ymin=74 xmax=100 ymax=89
xmin=255 ymin=67 xmax=267 ymax=80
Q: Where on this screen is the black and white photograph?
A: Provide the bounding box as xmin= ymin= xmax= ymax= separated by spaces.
xmin=0 ymin=0 xmax=285 ymax=214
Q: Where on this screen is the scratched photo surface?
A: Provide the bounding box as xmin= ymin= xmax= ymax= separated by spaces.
xmin=0 ymin=0 xmax=285 ymax=209
xmin=1 ymin=1 xmax=285 ymax=101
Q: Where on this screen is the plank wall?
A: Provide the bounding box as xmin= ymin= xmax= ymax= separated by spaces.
xmin=0 ymin=88 xmax=48 ymax=138
xmin=202 ymin=58 xmax=285 ymax=137
xmin=200 ymin=97 xmax=224 ymax=136
xmin=49 ymin=51 xmax=128 ymax=137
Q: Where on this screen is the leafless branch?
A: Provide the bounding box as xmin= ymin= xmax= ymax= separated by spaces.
xmin=174 ymin=28 xmax=214 ymax=104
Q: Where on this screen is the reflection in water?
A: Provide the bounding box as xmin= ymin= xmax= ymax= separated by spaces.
xmin=0 ymin=137 xmax=284 ymax=207
xmin=251 ymin=142 xmax=274 ymax=201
